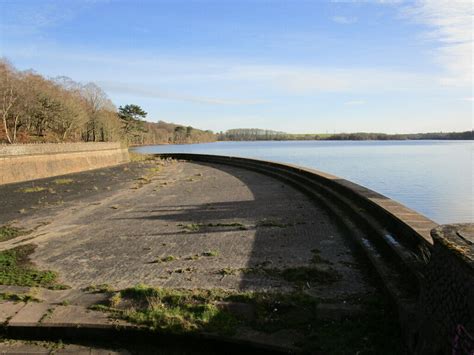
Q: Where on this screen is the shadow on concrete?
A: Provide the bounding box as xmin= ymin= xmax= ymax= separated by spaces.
xmin=112 ymin=162 xmax=362 ymax=292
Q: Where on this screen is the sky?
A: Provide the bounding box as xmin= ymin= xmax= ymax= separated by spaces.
xmin=0 ymin=0 xmax=472 ymax=133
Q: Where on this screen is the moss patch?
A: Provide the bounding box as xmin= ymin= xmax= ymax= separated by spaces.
xmin=17 ymin=186 xmax=47 ymax=193
xmin=179 ymin=222 xmax=247 ymax=232
xmin=53 ymin=178 xmax=74 ymax=185
xmin=257 ymin=219 xmax=293 ymax=228
xmin=0 ymin=225 xmax=25 ymax=242
xmin=0 ymin=244 xmax=68 ymax=289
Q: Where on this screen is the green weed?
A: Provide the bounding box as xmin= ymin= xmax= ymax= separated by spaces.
xmin=0 ymin=225 xmax=24 ymax=242
xmin=0 ymin=244 xmax=68 ymax=289
xmin=17 ymin=186 xmax=46 ymax=193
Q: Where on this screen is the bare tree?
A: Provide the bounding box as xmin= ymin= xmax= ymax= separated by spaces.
xmin=81 ymin=83 xmax=115 ymax=141
xmin=0 ymin=60 xmax=21 ymax=143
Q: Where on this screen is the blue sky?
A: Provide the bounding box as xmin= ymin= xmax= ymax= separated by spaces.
xmin=0 ymin=0 xmax=472 ymax=133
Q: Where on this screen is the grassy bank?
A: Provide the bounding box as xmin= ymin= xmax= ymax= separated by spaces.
xmin=90 ymin=284 xmax=403 ymax=354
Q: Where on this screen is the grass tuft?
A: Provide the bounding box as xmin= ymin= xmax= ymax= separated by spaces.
xmin=217 ymin=268 xmax=240 ymax=276
xmin=0 ymin=244 xmax=68 ymax=289
xmin=179 ymin=224 xmax=201 ymax=232
xmin=156 ymin=255 xmax=178 ymax=263
xmin=202 ymin=250 xmax=219 ymax=257
xmin=129 ymin=152 xmax=154 ymax=162
xmin=83 ymin=284 xmax=113 ymax=293
xmin=0 ymin=291 xmax=41 ymax=303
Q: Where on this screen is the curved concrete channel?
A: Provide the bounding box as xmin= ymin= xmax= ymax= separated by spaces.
xmin=156 ymin=154 xmax=437 ymax=308
xmin=0 ymin=153 xmax=444 ymax=353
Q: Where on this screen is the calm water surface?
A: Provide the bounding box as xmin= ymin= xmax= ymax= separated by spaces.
xmin=132 ymin=141 xmax=473 ymax=224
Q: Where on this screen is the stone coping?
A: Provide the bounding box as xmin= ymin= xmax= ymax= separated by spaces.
xmin=431 ymin=224 xmax=474 ymax=268
xmin=0 ymin=142 xmax=123 ymax=157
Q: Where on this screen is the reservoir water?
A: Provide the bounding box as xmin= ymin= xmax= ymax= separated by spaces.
xmin=132 ymin=140 xmax=473 ymax=224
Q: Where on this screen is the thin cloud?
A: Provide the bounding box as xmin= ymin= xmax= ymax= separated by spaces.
xmin=4 ymin=42 xmax=437 ymax=95
xmin=1 ymin=3 xmax=72 ymax=34
xmin=99 ymin=81 xmax=268 ymax=106
xmin=331 ymin=0 xmax=404 ymax=3
xmin=0 ymin=0 xmax=108 ymax=36
xmin=3 ymin=40 xmax=437 ymax=95
xmin=401 ymin=0 xmax=473 ymax=87
xmin=332 ymin=16 xmax=358 ymax=24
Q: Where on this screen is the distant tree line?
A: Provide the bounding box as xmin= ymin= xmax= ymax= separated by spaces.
xmin=218 ymin=128 xmax=291 ymax=141
xmin=323 ymin=131 xmax=473 ymax=140
xmin=218 ymin=128 xmax=324 ymax=141
xmin=218 ymin=128 xmax=473 ymax=141
xmin=0 ymin=59 xmax=216 ymax=145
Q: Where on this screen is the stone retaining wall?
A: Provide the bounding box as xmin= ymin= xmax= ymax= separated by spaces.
xmin=0 ymin=143 xmax=129 ymax=185
xmin=413 ymin=224 xmax=473 ymax=355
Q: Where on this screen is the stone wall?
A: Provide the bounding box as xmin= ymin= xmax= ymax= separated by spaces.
xmin=0 ymin=143 xmax=129 ymax=185
xmin=413 ymin=224 xmax=473 ymax=355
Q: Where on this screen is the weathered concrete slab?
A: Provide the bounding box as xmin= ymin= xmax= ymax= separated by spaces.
xmin=44 ymin=305 xmax=114 ymax=325
xmin=0 ymin=339 xmax=130 ymax=354
xmin=8 ymin=302 xmax=53 ymax=325
xmin=0 ymin=302 xmax=25 ymax=323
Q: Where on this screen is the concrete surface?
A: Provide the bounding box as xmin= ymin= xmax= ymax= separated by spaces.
xmin=0 ymin=158 xmax=386 ymax=351
xmin=1 ymin=160 xmax=374 ymax=298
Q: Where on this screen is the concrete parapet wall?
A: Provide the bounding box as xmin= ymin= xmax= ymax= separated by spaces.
xmin=0 ymin=143 xmax=129 ymax=185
